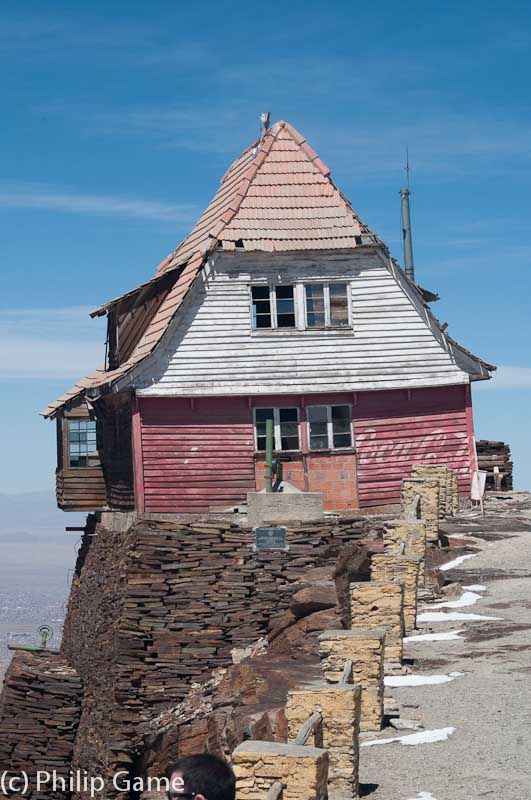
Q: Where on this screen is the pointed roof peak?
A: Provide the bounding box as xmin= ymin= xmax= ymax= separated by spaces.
xmin=157 ymin=118 xmax=380 ymax=275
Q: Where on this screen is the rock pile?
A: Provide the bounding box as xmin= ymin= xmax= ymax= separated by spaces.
xmin=476 ymin=440 xmax=513 ymax=490
xmin=0 ymin=652 xmax=82 ymax=799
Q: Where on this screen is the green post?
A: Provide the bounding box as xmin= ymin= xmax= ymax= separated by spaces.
xmin=265 ymin=417 xmax=274 ymax=493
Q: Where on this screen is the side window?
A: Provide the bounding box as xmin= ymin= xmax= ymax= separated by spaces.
xmin=254 ymin=407 xmax=300 ymax=451
xmin=251 ymin=286 xmax=272 ymax=329
xmin=304 ymin=283 xmax=350 ymax=328
xmin=68 ymin=419 xmax=99 ymax=467
xmin=329 ymin=284 xmax=349 ymax=326
xmin=251 ymin=285 xmax=296 ymax=329
xmin=307 ymin=405 xmax=353 ymax=450
xmin=275 ymin=286 xmax=296 ymax=328
xmin=305 ymin=284 xmax=326 ymax=328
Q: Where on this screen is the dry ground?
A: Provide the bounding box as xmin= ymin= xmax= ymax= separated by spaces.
xmin=360 ymin=493 xmax=531 ymax=800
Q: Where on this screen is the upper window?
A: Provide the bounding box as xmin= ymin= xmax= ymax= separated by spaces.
xmin=68 ymin=419 xmax=99 ymax=467
xmin=307 ymin=405 xmax=353 ymax=450
xmin=305 ymin=283 xmax=349 ymax=328
xmin=251 ymin=285 xmax=296 ymax=329
xmin=254 ymin=407 xmax=300 ymax=451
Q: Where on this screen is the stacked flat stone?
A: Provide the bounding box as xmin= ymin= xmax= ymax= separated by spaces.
xmin=382 ymin=519 xmax=427 ymax=579
xmin=0 ymin=651 xmax=82 ymax=799
xmin=53 ymin=514 xmax=384 ymax=794
xmin=411 ymin=464 xmax=459 ymax=518
xmin=233 ymin=740 xmax=329 ymax=800
xmin=370 ymin=555 xmax=421 ymax=632
xmin=318 ymin=630 xmax=385 ymax=732
xmin=286 ymin=684 xmax=362 ymax=800
xmin=348 ymin=581 xmax=404 ymax=669
xmin=401 ymin=478 xmax=440 ymax=544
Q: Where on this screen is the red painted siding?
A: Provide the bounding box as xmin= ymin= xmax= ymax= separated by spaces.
xmin=137 ymin=385 xmax=475 ymax=513
xmin=354 ymin=385 xmax=473 ymax=507
xmin=139 ymin=397 xmax=255 ymax=512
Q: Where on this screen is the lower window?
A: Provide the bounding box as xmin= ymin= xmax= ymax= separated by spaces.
xmin=307 ymin=405 xmax=353 ymax=450
xmin=68 ymin=419 xmax=99 ymax=467
xmin=254 ymin=407 xmax=300 ymax=451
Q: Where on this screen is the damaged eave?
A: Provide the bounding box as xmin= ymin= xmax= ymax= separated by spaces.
xmin=90 ymin=258 xmax=183 ymax=318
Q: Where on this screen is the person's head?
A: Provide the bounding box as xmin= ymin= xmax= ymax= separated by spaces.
xmin=166 ymin=754 xmax=236 ymax=800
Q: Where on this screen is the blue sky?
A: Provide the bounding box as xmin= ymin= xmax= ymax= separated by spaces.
xmin=1 ymin=0 xmax=530 ymax=493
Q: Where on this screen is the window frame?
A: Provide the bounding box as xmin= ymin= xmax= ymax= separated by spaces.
xmin=66 ymin=417 xmax=100 ymax=468
xmin=250 ymin=281 xmax=351 ymax=331
xmin=306 ymin=404 xmax=354 ymax=451
xmin=303 ymin=281 xmax=351 ymax=329
xmin=250 ymin=284 xmax=297 ymax=330
xmin=253 ymin=406 xmax=301 ymax=452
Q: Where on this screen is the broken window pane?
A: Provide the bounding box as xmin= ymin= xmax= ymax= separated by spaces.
xmin=279 ymin=407 xmax=300 ymax=450
xmin=252 ymin=285 xmax=272 ymax=329
xmin=255 ymin=408 xmax=274 ymax=451
xmin=329 ymin=284 xmax=349 ymax=326
xmin=332 ymin=405 xmax=352 ymax=448
xmin=308 ymin=406 xmax=329 ymax=450
xmin=275 ymin=285 xmax=296 ymax=328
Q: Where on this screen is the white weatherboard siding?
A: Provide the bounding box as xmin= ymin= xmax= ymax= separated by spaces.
xmin=120 ymin=250 xmax=471 ymax=396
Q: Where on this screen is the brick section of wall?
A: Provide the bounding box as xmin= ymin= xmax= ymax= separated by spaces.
xmin=60 ymin=515 xmax=384 ymax=796
xmin=0 ymin=652 xmax=83 ymax=799
xmin=401 ymin=478 xmax=440 ymax=544
xmin=233 ymin=740 xmax=329 ymax=800
xmin=348 ymin=581 xmax=404 ymax=669
xmin=286 ymin=685 xmax=361 ymax=800
xmin=371 ymin=555 xmax=421 ymax=632
xmin=319 ymin=630 xmax=385 ymax=732
xmin=255 ymin=451 xmax=358 ymax=512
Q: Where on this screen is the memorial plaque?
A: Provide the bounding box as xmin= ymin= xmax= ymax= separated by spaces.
xmin=254 ymin=526 xmax=288 ymax=551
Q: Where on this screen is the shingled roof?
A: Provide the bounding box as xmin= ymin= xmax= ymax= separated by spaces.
xmin=43 ymin=120 xmax=382 ymax=418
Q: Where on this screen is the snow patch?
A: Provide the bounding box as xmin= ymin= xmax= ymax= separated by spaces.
xmin=408 ymin=794 xmax=440 ymax=800
xmin=361 ymin=727 xmax=456 ymax=747
xmin=385 ymin=673 xmax=463 ymax=687
xmin=417 ymin=611 xmax=501 ymax=622
xmin=428 ymin=591 xmax=482 ymax=610
xmin=404 ymin=630 xmax=464 ymax=643
xmin=439 ymin=553 xmax=477 ymax=571
xmin=464 ymin=584 xmax=486 ymax=591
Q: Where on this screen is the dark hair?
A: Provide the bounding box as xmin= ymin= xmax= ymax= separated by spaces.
xmin=167 ymin=754 xmax=236 ymax=800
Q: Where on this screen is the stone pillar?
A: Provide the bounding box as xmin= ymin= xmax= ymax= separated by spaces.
xmin=348 ymin=581 xmax=404 ymax=670
xmin=233 ymin=740 xmax=328 ymax=800
xmin=451 ymin=471 xmax=459 ymax=514
xmin=370 ymin=554 xmax=421 ymax=632
xmin=318 ymin=629 xmax=385 ymax=732
xmin=285 ymin=683 xmax=362 ymax=800
xmin=383 ymin=519 xmax=427 ymax=580
xmin=411 ymin=464 xmax=456 ymax=518
xmin=401 ymin=478 xmax=440 ymax=544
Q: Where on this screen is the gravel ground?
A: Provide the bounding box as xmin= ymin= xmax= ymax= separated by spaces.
xmin=360 ymin=493 xmax=531 ymax=800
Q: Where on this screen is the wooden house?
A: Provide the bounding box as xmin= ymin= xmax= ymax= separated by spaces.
xmin=43 ymin=119 xmax=494 ymax=514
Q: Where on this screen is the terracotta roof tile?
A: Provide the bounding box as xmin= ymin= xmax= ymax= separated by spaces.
xmin=42 ymin=119 xmax=381 ymax=418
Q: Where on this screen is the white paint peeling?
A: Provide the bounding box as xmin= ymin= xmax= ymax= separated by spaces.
xmin=361 ymin=727 xmax=456 ymax=747
xmin=404 ymin=630 xmax=464 ymax=642
xmin=417 ymin=611 xmax=501 ymax=622
xmin=384 ymin=673 xmax=463 ymax=687
xmin=439 ymin=553 xmax=477 ymax=571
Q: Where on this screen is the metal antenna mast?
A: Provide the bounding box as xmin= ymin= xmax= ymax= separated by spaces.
xmin=400 ymin=149 xmax=415 ymax=282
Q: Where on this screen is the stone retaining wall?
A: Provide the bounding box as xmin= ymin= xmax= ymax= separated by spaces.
xmin=0 ymin=652 xmax=82 ymax=799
